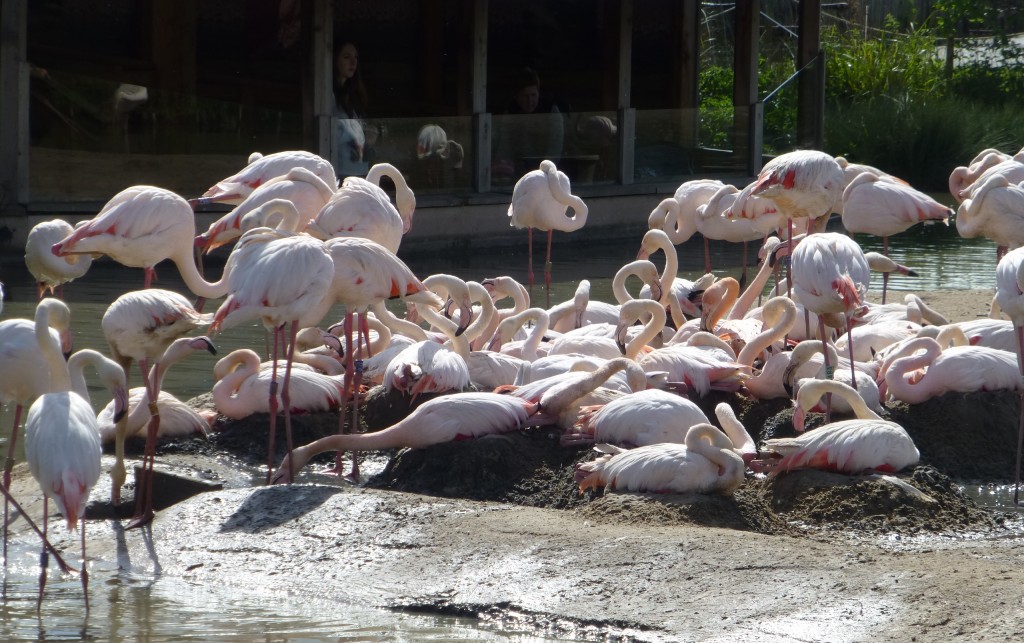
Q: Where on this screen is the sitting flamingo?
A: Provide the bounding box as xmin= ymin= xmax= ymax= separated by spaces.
xmin=752 ymin=380 xmax=919 ymax=476
xmin=574 ymin=423 xmax=746 ymax=495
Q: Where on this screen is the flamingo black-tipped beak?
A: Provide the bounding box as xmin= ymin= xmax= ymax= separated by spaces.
xmin=191 ymin=336 xmax=218 ymax=355
xmin=322 ymin=332 xmax=344 ymax=357
xmin=113 ymin=387 xmax=129 ymax=423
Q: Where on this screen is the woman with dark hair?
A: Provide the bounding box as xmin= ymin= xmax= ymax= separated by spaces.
xmin=333 ymin=41 xmax=375 ymax=177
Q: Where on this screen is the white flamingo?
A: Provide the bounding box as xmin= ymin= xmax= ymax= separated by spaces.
xmin=574 ymin=423 xmax=746 ymax=495
xmin=508 ymin=159 xmax=588 ymax=305
xmin=994 ymin=245 xmax=1024 ymax=502
xmin=190 ymin=149 xmax=337 ymax=207
xmin=754 ymin=379 xmax=919 ymax=476
xmin=24 ymin=219 xmax=92 ymax=298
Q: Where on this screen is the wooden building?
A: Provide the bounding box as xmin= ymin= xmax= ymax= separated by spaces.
xmin=0 ymin=0 xmax=827 ymax=251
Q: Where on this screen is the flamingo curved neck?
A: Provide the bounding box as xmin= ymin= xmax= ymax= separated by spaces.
xmin=883 ymin=338 xmax=941 ymax=404
xmin=36 ymin=300 xmax=71 ymax=392
xmin=371 ymin=301 xmax=429 ymax=342
xmin=622 ymin=301 xmax=667 ymax=360
xmin=212 ymin=351 xmax=263 ymax=419
xmin=800 ymin=380 xmax=881 ymax=421
xmin=736 ymin=297 xmax=796 ymax=367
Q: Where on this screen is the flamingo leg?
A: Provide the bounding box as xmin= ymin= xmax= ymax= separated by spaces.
xmin=144 ymin=266 xmax=157 ymax=289
xmin=37 ymin=497 xmax=48 ymax=613
xmin=818 ymin=315 xmax=833 ymax=423
xmin=264 ymin=328 xmax=283 ymax=484
xmin=847 ymin=320 xmax=857 ymax=388
xmin=128 ymin=361 xmax=162 ymax=528
xmin=332 ymin=311 xmax=356 ymax=477
xmin=703 ymin=236 xmax=712 ymax=274
xmin=3 ymin=404 xmax=24 ymax=564
xmin=0 ymin=483 xmax=72 ymax=574
xmin=1015 ymin=322 xmax=1024 ymax=505
xmin=81 ymin=517 xmax=89 ymax=613
xmin=544 ymin=229 xmax=554 ymax=308
xmin=875 ymin=235 xmax=889 ymax=305
xmin=526 ymin=228 xmax=535 ymax=300
xmin=280 ymin=320 xmax=299 ymax=486
xmin=740 ymin=241 xmax=748 ymax=290
xmin=346 ymin=311 xmax=373 ymax=484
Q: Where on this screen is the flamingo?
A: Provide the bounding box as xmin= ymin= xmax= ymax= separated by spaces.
xmin=840 ymin=172 xmax=952 ymax=302
xmin=956 ymin=151 xmax=1024 ymax=203
xmin=877 ymin=336 xmax=1023 ymax=404
xmin=24 ymin=219 xmax=92 ymax=299
xmin=24 ymin=346 xmax=128 ymax=612
xmin=646 ymin=178 xmax=724 ymax=245
xmin=994 ymin=245 xmax=1024 ymax=502
xmin=210 ymin=228 xmax=335 ymax=487
xmin=753 ymin=380 xmax=920 ymax=476
xmin=948 ymin=148 xmax=1012 ymax=202
xmin=696 ymin=183 xmax=785 ymax=285
xmin=195 ymin=167 xmax=335 ymax=252
xmin=574 ymin=423 xmax=746 ymax=495
xmin=783 ymin=340 xmax=882 ymax=415
xmin=270 ymin=391 xmax=551 ymax=484
xmin=736 ymin=296 xmax=799 ymax=399
xmin=211 ymin=348 xmax=344 ymax=419
xmin=50 ymin=185 xmax=235 ymax=297
xmin=956 ymin=174 xmax=1024 ymax=261
xmin=790 ymin=231 xmax=870 ymax=408
xmin=565 ymin=387 xmax=710 ymax=447
xmin=853 ymin=291 xmax=947 ymax=328
xmin=508 ymin=159 xmax=588 ymax=306
xmin=472 ymin=275 xmax=531 ymax=350
xmin=636 ymin=228 xmax=713 ymax=326
xmin=750 ymin=149 xmax=844 ymax=224
xmin=501 ymin=356 xmax=647 ymax=429
xmin=102 ymin=289 xmax=213 ymax=389
xmin=305 ymin=162 xmax=416 ymax=253
xmin=834 ymin=156 xmax=906 ymax=191
xmin=190 ymin=150 xmax=337 ymax=208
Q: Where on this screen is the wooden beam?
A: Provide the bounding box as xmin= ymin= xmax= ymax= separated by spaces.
xmin=674 ymin=0 xmax=700 ymax=148
xmin=312 ymin=0 xmax=333 ymax=163
xmin=0 ymin=0 xmax=28 ymax=207
xmin=797 ymin=0 xmax=824 ymax=149
xmin=617 ymin=0 xmax=634 ymax=184
xmin=733 ymin=0 xmax=760 ymax=173
xmin=471 ymin=0 xmax=489 ymax=191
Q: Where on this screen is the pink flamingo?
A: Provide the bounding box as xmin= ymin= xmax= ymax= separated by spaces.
xmin=270 ymin=392 xmax=550 ymax=484
xmin=195 ymin=166 xmax=336 ymax=253
xmin=790 ymin=231 xmax=870 ymax=412
xmin=948 ymin=148 xmax=1012 ymax=202
xmin=51 ymin=185 xmax=234 ymax=298
xmin=646 ymin=178 xmax=724 ymax=245
xmin=211 ymin=348 xmax=344 ymax=419
xmin=994 ymin=245 xmax=1024 ymax=502
xmin=574 ymin=423 xmax=746 ymax=495
xmin=754 ymin=379 xmax=919 ymax=476
xmin=305 ymin=162 xmax=416 ymax=253
xmin=211 ymin=228 xmax=335 ymax=486
xmin=956 ymin=150 xmax=1024 ymax=203
xmin=190 ymin=150 xmax=337 ymax=208
xmin=25 ymin=347 xmax=127 ymax=612
xmin=24 ymin=219 xmax=92 ymax=299
xmin=956 ymin=174 xmax=1024 ymax=261
xmin=636 ymin=228 xmax=713 ymax=327
xmin=697 ymin=183 xmax=785 ymax=286
xmin=877 ymin=336 xmax=1023 ymax=405
xmin=840 ymin=172 xmax=952 ymax=302
xmin=508 ymin=159 xmax=588 ymax=306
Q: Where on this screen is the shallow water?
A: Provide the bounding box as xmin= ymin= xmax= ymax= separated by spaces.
xmin=0 ymin=219 xmax=1011 ymax=639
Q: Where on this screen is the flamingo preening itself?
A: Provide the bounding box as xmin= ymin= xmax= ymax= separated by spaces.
xmin=508 ymin=159 xmax=588 ymax=307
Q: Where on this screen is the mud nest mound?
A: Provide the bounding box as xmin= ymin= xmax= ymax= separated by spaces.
xmin=137 ymin=386 xmax=1014 ymax=540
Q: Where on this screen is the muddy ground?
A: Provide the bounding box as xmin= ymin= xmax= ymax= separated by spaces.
xmin=8 ymin=288 xmax=1024 ymax=641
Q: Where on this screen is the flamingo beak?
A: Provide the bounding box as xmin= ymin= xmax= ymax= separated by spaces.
xmin=454 ymin=300 xmax=473 ymax=337
xmin=190 ymin=336 xmax=218 ymax=355
xmin=113 ymin=386 xmax=129 ymax=423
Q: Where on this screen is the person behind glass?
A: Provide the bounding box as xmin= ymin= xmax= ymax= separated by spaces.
xmin=494 ymin=67 xmax=564 ymax=181
xmin=333 ymin=41 xmax=378 ymax=178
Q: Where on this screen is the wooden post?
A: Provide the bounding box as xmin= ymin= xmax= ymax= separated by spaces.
xmin=312 ymin=0 xmax=334 ymax=165
xmin=617 ymin=0 xmax=634 ymax=184
xmin=733 ymin=0 xmax=760 ymax=173
xmin=471 ymin=0 xmax=490 ymax=192
xmin=797 ymin=0 xmax=824 ymax=150
xmin=674 ymin=0 xmax=700 ymax=150
xmin=0 ymin=0 xmax=28 ymax=207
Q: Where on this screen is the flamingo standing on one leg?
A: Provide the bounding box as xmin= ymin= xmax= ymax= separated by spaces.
xmin=840 ymin=172 xmax=952 ymax=303
xmin=990 ymin=246 xmax=1024 ymax=503
xmin=210 ymin=228 xmax=335 ymax=487
xmin=190 ymin=150 xmax=337 ymax=208
xmin=508 ymin=159 xmax=588 ymax=307
xmin=24 ymin=219 xmax=93 ymax=299
xmin=956 ymin=174 xmax=1024 ymax=263
xmin=25 ymin=348 xmax=128 ymax=612
xmin=790 ymin=231 xmax=871 ymax=420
